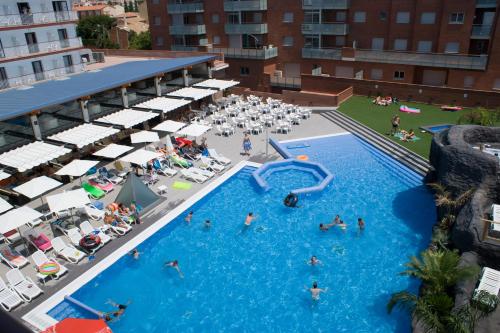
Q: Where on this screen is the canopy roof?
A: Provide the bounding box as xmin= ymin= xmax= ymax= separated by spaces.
xmin=0 ymin=206 xmax=43 ymax=233
xmin=92 ymin=143 xmax=134 ymax=159
xmin=134 ymin=97 xmax=191 ymax=113
xmin=48 ymin=124 xmax=119 ymax=148
xmin=176 ymin=123 xmax=211 ymax=137
xmin=55 ymin=159 xmax=99 ymax=177
xmin=0 ymin=197 xmax=13 ymax=214
xmin=0 ymin=141 xmax=71 ymax=172
xmin=193 ymin=79 xmax=239 ymax=90
xmin=130 ymin=131 xmax=160 ymax=144
xmin=46 ymin=188 xmax=90 ymax=213
xmin=13 ymin=176 xmax=62 ymax=199
xmin=120 ymin=149 xmax=162 ymax=165
xmin=0 ymin=170 xmax=11 ymax=181
xmin=167 ymin=87 xmax=217 ymax=101
xmin=95 ymin=109 xmax=159 ymax=129
xmin=153 ymin=120 xmax=186 ymax=132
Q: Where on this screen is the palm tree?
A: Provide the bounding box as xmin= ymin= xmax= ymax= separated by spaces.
xmin=427 ymin=183 xmax=474 ymax=230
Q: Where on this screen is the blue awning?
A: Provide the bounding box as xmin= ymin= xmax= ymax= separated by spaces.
xmin=0 ymin=55 xmax=215 ymax=121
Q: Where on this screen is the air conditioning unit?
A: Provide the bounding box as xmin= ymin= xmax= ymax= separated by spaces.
xmin=274 ymin=70 xmax=283 ymax=78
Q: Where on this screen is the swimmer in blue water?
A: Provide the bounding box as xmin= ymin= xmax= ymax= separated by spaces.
xmin=305 ymin=282 xmax=327 ymax=300
xmin=308 ymin=255 xmax=321 ymax=266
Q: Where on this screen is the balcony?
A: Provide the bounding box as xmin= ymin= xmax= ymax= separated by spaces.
xmin=354 ymin=49 xmax=488 ymax=70
xmin=167 ymin=2 xmax=204 ymax=13
xmin=270 ymin=76 xmax=301 ymax=89
xmin=302 ymin=48 xmax=342 ymax=60
xmin=302 ymin=0 xmax=350 ymax=9
xmin=225 ymin=23 xmax=268 ymax=34
xmin=471 ymin=25 xmax=492 ymax=38
xmin=0 ymin=10 xmax=77 ymax=28
xmin=224 ymin=0 xmax=267 ymax=11
xmin=0 ymin=38 xmax=83 ymax=60
xmin=476 ymin=0 xmax=497 ymax=8
xmin=209 ymin=46 xmax=278 ymax=59
xmin=169 ymin=24 xmax=206 ymax=35
xmin=301 ymin=23 xmax=348 ymax=35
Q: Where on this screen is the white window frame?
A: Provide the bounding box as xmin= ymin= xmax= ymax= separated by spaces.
xmin=449 ymin=12 xmax=465 ymax=24
xmin=394 ymin=71 xmax=405 ymax=80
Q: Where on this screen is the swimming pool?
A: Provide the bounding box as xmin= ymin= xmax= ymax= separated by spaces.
xmin=42 ymin=133 xmax=435 ymax=332
xmin=420 ymin=124 xmax=453 ymax=134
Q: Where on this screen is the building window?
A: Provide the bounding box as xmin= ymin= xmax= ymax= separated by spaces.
xmin=379 ymin=11 xmax=387 ymax=21
xmin=394 ymin=71 xmax=405 ymax=80
xmin=393 ymin=39 xmax=408 ymax=51
xmin=353 ymin=11 xmax=366 ymax=23
xmin=371 ymin=68 xmax=383 ymax=80
xmin=212 ymin=14 xmax=219 ymax=24
xmin=282 ymin=36 xmax=293 ymax=46
xmin=420 ymin=12 xmax=436 ymax=24
xmin=0 ymin=67 xmax=8 ymax=89
xmin=464 ymin=76 xmax=474 ymax=88
xmin=153 ymin=16 xmax=161 ymax=26
xmin=417 ymin=41 xmax=432 ymax=53
xmin=493 ymin=78 xmax=500 ymax=90
xmin=371 ymin=38 xmax=384 ymax=50
xmin=445 ymin=42 xmax=459 ymax=53
xmin=396 ymin=12 xmax=410 ymax=24
xmin=152 ymin=0 xmax=159 ymax=4
xmin=283 ymin=12 xmax=293 ymax=23
xmin=32 ymin=60 xmax=44 ymax=81
xmin=304 ymin=34 xmax=320 ymax=48
xmin=213 ymin=35 xmax=220 ymax=45
xmin=227 ymin=12 xmax=239 ymax=24
xmin=240 ymin=67 xmax=250 ymax=76
xmin=336 ymin=11 xmax=346 ymax=22
xmin=335 ymin=36 xmax=345 ymax=47
xmin=449 ymin=12 xmax=465 ymax=24
xmin=156 ymin=36 xmax=164 ymax=46
xmin=304 ymin=10 xmax=320 ymax=24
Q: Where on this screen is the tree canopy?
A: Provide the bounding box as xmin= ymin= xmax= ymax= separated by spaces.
xmin=129 ymin=31 xmax=152 ymax=50
xmin=76 ymin=15 xmax=119 ymax=49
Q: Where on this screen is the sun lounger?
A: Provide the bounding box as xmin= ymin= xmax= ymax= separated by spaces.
xmin=27 ymin=217 xmax=43 ymax=228
xmin=6 ymin=268 xmax=43 ymax=302
xmin=82 ymin=182 xmax=106 ymax=199
xmin=0 ymin=276 xmax=23 ymax=311
xmin=82 ymin=204 xmax=105 ymax=221
xmin=207 ymin=148 xmax=231 ymax=165
xmin=79 ymin=221 xmax=111 ymax=245
xmin=88 ymin=178 xmax=114 ymax=194
xmin=200 ymin=156 xmax=225 ymax=173
xmin=107 ymin=222 xmax=132 ymax=236
xmin=189 ymin=167 xmax=215 ymax=179
xmin=474 ymin=267 xmax=500 ymax=306
xmin=65 ymin=227 xmax=84 ymax=247
xmin=51 ymin=219 xmax=78 ymax=236
xmin=3 ymin=230 xmax=21 ymax=244
xmin=153 ymin=159 xmax=177 ymax=177
xmin=113 ymin=161 xmax=130 ymax=178
xmin=23 ymin=230 xmax=52 ymax=253
xmin=51 ymin=237 xmax=86 ymax=264
xmin=180 ymin=169 xmax=208 ymax=184
xmin=0 ymin=245 xmax=29 ymax=269
xmin=31 ymin=250 xmax=68 ymax=280
xmin=491 ymin=204 xmax=500 ymax=232
xmin=98 ymin=167 xmax=124 ymax=185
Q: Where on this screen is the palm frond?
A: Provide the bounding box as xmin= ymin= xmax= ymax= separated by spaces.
xmin=387 ymin=291 xmax=418 ymax=314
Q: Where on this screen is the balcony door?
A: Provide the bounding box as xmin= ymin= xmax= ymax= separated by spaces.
xmin=0 ymin=67 xmax=8 ymax=89
xmin=52 ymin=1 xmax=68 ymax=12
xmin=25 ymin=32 xmax=38 ymax=53
xmin=32 ymin=60 xmax=44 ymax=81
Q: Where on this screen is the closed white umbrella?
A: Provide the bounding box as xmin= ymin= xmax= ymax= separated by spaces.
xmin=0 ymin=206 xmax=43 ymax=234
xmin=130 ymin=131 xmax=160 ymax=144
xmin=0 ymin=197 xmax=13 ymax=214
xmin=93 ymin=144 xmax=134 ymax=159
xmin=46 ymin=189 xmax=90 ymax=213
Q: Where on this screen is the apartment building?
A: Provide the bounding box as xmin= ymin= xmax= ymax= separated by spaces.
xmin=147 ymin=0 xmax=500 ymax=93
xmin=0 ymin=0 xmax=93 ymax=90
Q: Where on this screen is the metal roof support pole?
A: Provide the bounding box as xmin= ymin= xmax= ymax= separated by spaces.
xmin=208 ymin=66 xmax=213 ymax=79
xmin=121 ymin=86 xmax=129 ymax=107
xmin=29 ymin=113 xmax=42 ymax=140
xmin=154 ymin=76 xmax=162 ymax=96
xmin=182 ymin=68 xmax=189 ymax=87
xmin=79 ymin=98 xmax=90 ymax=122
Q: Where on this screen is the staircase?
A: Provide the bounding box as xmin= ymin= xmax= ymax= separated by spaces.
xmin=318 ymin=109 xmax=431 ymax=176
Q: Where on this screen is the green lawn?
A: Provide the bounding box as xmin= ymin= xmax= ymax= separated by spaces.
xmin=337 ymin=96 xmax=466 ymax=159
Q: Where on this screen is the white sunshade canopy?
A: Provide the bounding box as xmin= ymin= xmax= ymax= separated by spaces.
xmin=0 ymin=206 xmax=43 ymax=233
xmin=0 ymin=142 xmax=71 ymax=173
xmin=134 ymin=97 xmax=192 ymax=113
xmin=95 ymin=109 xmax=159 ymax=129
xmin=46 ymin=188 xmax=90 ymax=213
xmin=93 ymin=144 xmax=134 ymax=159
xmin=167 ymin=87 xmax=217 ymax=101
xmin=55 ymin=159 xmax=99 ymax=177
xmin=120 ymin=149 xmax=163 ymax=166
xmin=0 ymin=171 xmax=11 ymax=181
xmin=13 ymin=176 xmax=62 ymax=199
xmin=194 ymin=79 xmax=240 ymax=90
xmin=176 ymin=123 xmax=211 ymax=137
xmin=0 ymin=198 xmax=13 ymax=214
xmin=48 ymin=124 xmax=120 ymax=148
xmin=130 ymin=131 xmax=160 ymax=144
xmin=153 ymin=120 xmax=186 ymax=133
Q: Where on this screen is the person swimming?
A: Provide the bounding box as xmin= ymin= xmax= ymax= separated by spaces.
xmin=102 ymin=300 xmax=130 ymax=322
xmin=284 ymin=193 xmax=299 ymax=207
xmin=338 ymin=220 xmax=347 ymax=231
xmin=204 ymin=219 xmax=211 ymax=228
xmin=333 ymin=215 xmax=341 ymax=224
xmin=308 ymin=256 xmax=321 ymax=266
xmin=165 ymin=260 xmax=184 ymax=278
xmin=185 ymin=211 xmax=193 ymax=224
xmin=358 ymin=217 xmax=365 ymax=230
xmin=244 ymin=212 xmax=255 ymax=226
xmin=319 ymin=223 xmax=331 ymax=231
xmin=130 ymin=249 xmax=140 ymax=260
xmin=307 ymin=281 xmax=327 ymax=300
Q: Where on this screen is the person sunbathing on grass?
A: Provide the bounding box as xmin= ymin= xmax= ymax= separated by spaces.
xmin=402 ymin=129 xmax=415 ymax=142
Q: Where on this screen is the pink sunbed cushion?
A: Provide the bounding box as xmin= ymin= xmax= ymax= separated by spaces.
xmin=30 ymin=234 xmax=53 ymax=251
xmin=0 ymin=248 xmax=25 ymax=266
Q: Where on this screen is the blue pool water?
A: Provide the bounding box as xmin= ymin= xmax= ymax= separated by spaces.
xmin=48 ymin=133 xmax=435 ymax=332
xmin=422 ymin=124 xmax=452 ymax=134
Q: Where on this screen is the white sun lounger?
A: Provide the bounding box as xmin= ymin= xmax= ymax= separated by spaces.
xmin=180 ymin=169 xmax=208 ymax=184
xmin=31 ymin=250 xmax=68 ymax=280
xmin=0 ymin=245 xmax=29 ymax=269
xmin=155 ymin=164 xmax=178 ymax=177
xmin=475 ymin=267 xmax=500 ymax=297
xmin=6 ymin=268 xmax=43 ymax=302
xmin=65 ymin=228 xmax=83 ymax=247
xmin=82 ymin=204 xmax=105 ymax=221
xmin=207 ymin=148 xmax=231 ymax=165
xmin=200 ymin=156 xmax=225 ymax=173
xmin=189 ymin=167 xmax=215 ymax=179
xmin=491 ymin=204 xmax=500 ymax=232
xmin=79 ymin=221 xmax=111 ymax=245
xmin=0 ymin=276 xmax=23 ymax=311
xmin=23 ymin=312 xmax=58 ymax=331
xmin=52 ymin=237 xmax=86 ymax=264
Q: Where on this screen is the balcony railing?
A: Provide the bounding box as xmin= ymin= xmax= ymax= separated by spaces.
xmin=355 ymin=49 xmax=488 ymax=70
xmin=225 ymin=23 xmax=268 ymax=34
xmin=224 ymin=0 xmax=267 ymax=11
xmin=301 ymin=23 xmax=348 ymax=35
xmin=167 ymin=2 xmax=204 ymax=13
xmin=209 ymin=46 xmax=278 ymax=59
xmin=0 ymin=10 xmax=77 ymax=28
xmin=471 ymin=24 xmax=492 ymax=38
xmin=302 ymin=47 xmax=342 ymax=60
xmin=476 ymin=0 xmax=497 ymax=8
xmin=169 ymin=24 xmax=206 ymax=35
xmin=270 ymin=76 xmax=301 ymax=88
xmin=171 ymin=45 xmax=200 ymax=51
xmin=0 ymin=37 xmax=83 ymax=60
xmin=302 ymin=0 xmax=350 ymax=9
